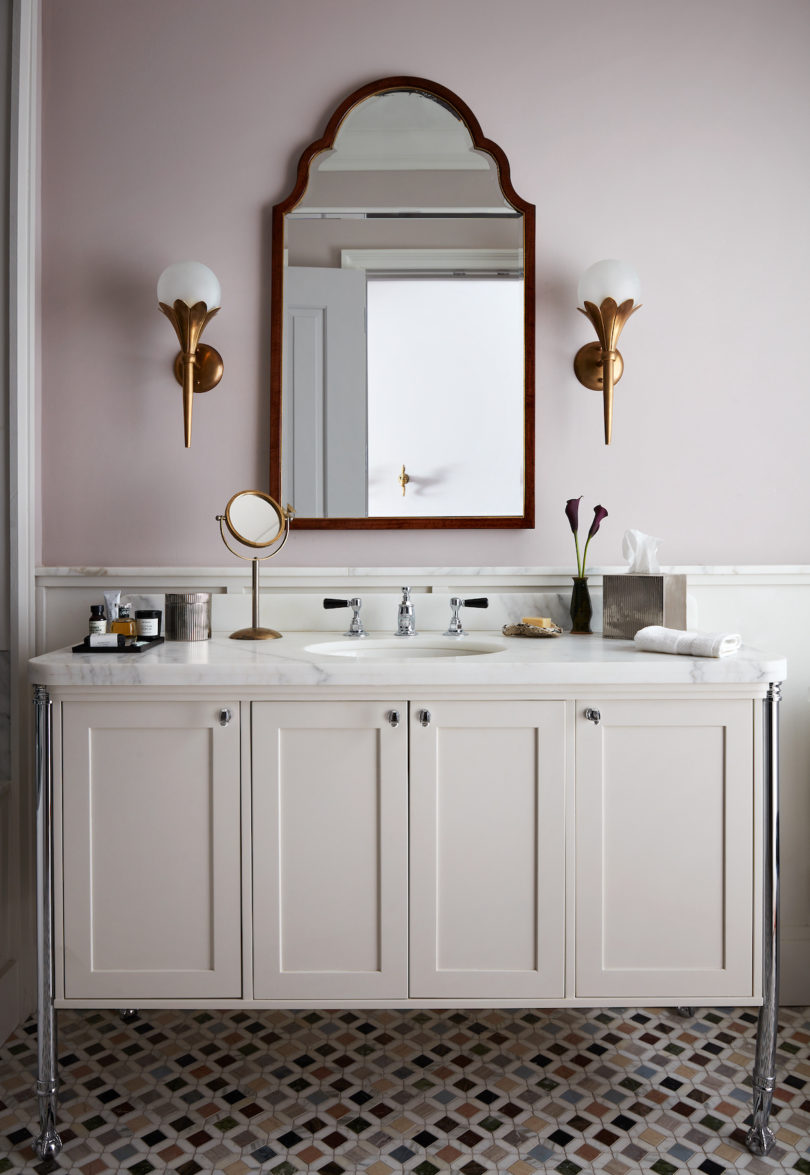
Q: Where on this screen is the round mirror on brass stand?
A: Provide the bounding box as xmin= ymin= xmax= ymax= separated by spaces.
xmin=216 ymin=491 xmax=294 ymax=639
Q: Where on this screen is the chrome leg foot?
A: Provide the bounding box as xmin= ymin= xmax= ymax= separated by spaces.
xmin=34 ymin=1082 xmax=62 ymax=1158
xmin=746 ymin=1079 xmax=776 ymax=1155
xmin=675 ymin=1006 xmax=694 ymax=1017
xmin=118 ymin=1009 xmax=139 ymax=1023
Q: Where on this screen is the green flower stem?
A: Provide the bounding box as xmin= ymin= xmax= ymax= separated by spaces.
xmin=574 ymin=532 xmax=583 ymax=579
xmin=580 ymin=535 xmax=592 ymax=577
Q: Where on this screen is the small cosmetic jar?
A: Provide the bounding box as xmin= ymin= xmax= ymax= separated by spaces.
xmin=135 ymin=609 xmax=162 ymax=640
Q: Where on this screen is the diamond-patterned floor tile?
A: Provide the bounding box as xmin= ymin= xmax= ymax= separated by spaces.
xmin=1 ymin=1006 xmax=809 ymax=1172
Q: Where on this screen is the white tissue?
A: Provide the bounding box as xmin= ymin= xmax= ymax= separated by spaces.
xmin=622 ymin=528 xmax=662 ymax=575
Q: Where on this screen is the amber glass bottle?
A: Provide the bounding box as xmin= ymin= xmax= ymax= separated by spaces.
xmin=110 ymin=603 xmax=137 ymax=637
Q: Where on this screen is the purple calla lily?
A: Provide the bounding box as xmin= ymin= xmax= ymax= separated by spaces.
xmin=565 ymin=497 xmax=582 ymax=534
xmin=567 ymin=498 xmax=608 ymax=577
xmin=587 ymin=505 xmax=608 ymax=539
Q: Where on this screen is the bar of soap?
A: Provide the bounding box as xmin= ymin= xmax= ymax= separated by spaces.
xmin=521 ymin=616 xmax=555 ymax=628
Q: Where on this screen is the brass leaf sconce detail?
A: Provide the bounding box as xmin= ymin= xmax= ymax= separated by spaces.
xmin=157 ymin=261 xmax=224 ymax=447
xmin=573 ymin=259 xmax=641 ymax=444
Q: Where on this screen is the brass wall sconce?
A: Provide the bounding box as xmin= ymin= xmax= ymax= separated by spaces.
xmin=573 ymin=259 xmax=641 ymax=444
xmin=157 ymin=261 xmax=224 ymax=447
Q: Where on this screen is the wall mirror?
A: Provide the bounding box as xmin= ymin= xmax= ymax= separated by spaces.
xmin=270 ymin=76 xmax=535 ymax=529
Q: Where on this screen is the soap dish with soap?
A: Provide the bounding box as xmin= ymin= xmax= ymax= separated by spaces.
xmin=502 ymin=617 xmax=563 ymax=638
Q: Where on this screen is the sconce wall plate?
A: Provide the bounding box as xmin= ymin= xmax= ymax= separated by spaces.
xmin=172 ymin=342 xmax=224 ymax=392
xmin=573 ymin=340 xmax=624 ymax=390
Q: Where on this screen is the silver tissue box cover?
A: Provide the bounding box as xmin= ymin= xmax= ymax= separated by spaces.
xmin=602 ymin=574 xmax=686 ymax=639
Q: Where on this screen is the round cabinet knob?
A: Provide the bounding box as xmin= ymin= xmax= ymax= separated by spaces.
xmin=418 ymin=709 xmax=431 ymax=727
xmin=584 ymin=708 xmax=601 ymax=725
xmin=386 ymin=710 xmax=400 ymax=728
xmin=219 ymin=708 xmax=233 ymax=727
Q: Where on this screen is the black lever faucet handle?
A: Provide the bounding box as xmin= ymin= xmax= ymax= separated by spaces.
xmin=323 ymin=598 xmax=349 ymax=609
xmin=463 ymin=597 xmax=489 ymax=608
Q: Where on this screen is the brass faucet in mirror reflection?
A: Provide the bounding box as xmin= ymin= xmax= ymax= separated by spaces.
xmin=157 ymin=261 xmax=224 ymax=448
xmin=573 ymin=259 xmax=641 ymax=445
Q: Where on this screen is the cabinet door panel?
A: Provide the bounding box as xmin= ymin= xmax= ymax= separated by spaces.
xmin=410 ymin=700 xmax=566 ymax=998
xmin=252 ymin=701 xmax=407 ymax=999
xmin=62 ymin=701 xmax=242 ymax=1000
xmin=576 ymin=699 xmax=754 ymax=999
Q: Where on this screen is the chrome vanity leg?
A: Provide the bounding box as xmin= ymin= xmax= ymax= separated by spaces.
xmin=746 ymin=682 xmax=781 ymax=1157
xmin=675 ymin=1006 xmax=695 ymax=1018
xmin=119 ymin=1009 xmax=139 ymax=1023
xmin=33 ymin=685 xmax=62 ymax=1159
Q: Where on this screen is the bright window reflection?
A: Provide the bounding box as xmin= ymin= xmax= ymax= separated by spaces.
xmin=367 ymin=277 xmax=524 ymax=516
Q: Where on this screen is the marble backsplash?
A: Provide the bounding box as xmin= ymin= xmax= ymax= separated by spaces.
xmin=43 ymin=588 xmax=605 ymax=649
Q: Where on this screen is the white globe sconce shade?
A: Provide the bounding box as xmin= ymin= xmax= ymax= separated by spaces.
xmin=157 ymin=261 xmax=221 ymax=310
xmin=577 ymin=259 xmax=641 ymax=310
xmin=157 ymin=261 xmax=224 ymax=447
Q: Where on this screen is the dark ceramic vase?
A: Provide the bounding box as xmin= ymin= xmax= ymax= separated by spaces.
xmin=570 ymin=576 xmax=593 ymax=634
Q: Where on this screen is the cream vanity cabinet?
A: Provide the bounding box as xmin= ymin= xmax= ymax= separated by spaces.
xmin=31 ymin=636 xmax=784 ymax=1160
xmin=53 ymin=689 xmax=758 ymax=1008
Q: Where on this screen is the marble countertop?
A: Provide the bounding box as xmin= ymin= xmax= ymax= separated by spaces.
xmin=28 ymin=631 xmax=787 ymax=688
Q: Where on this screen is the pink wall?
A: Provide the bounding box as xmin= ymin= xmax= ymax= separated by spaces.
xmin=40 ymin=0 xmax=810 ymax=567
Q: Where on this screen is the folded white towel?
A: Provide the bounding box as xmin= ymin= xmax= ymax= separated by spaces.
xmin=634 ymin=625 xmax=742 ymax=658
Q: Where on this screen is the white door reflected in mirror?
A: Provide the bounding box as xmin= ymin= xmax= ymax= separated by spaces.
xmin=367 ymin=276 xmax=524 ymax=516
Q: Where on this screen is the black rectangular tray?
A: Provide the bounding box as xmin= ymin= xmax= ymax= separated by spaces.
xmin=72 ymin=637 xmax=165 ymax=655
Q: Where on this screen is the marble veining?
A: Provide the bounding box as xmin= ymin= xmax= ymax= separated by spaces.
xmin=28 ymin=631 xmax=786 ymax=689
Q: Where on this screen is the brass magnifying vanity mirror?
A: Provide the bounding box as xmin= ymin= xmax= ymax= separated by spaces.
xmin=270 ymin=76 xmax=535 ymax=529
xmin=217 ymin=491 xmax=294 ymax=639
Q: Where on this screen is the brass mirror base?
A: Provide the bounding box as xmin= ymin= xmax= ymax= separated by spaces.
xmin=573 ymin=342 xmax=624 ymax=390
xmin=174 ymin=343 xmax=224 ymax=393
xmin=230 ymin=626 xmax=283 ymax=640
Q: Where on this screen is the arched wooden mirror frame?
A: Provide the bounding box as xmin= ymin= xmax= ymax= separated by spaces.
xmin=269 ymin=76 xmax=535 ymax=530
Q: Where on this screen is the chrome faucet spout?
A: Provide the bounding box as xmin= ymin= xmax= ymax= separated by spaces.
xmin=395 ymin=587 xmax=417 ymax=637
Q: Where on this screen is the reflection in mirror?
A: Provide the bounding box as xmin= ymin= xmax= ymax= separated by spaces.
xmin=226 ymin=490 xmax=283 ymax=547
xmin=270 ymin=77 xmax=534 ymax=529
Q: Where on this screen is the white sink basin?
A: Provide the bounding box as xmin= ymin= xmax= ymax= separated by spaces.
xmin=305 ymin=637 xmax=505 ymax=660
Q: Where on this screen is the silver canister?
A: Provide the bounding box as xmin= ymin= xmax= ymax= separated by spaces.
xmin=164 ymin=592 xmax=212 ymax=641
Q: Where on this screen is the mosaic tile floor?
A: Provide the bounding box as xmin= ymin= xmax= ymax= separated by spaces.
xmin=1 ymin=1005 xmax=809 ymax=1174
